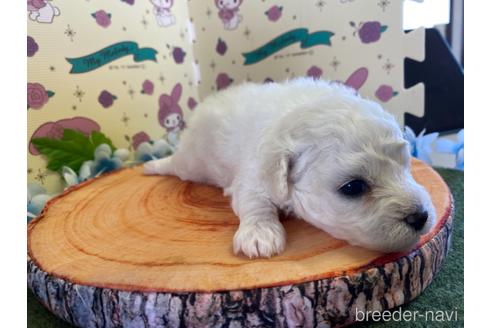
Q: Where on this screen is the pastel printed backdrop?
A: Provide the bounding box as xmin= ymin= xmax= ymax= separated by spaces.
xmin=189 ymin=0 xmax=425 ymax=120
xmin=28 ymin=0 xmax=425 ymax=193
xmin=28 ymin=0 xmax=199 ymax=192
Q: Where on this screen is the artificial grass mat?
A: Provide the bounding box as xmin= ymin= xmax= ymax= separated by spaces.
xmin=27 ymin=168 xmax=464 ymax=327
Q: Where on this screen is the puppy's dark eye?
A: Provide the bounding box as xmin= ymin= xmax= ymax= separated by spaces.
xmin=339 ymin=179 xmax=368 ymax=198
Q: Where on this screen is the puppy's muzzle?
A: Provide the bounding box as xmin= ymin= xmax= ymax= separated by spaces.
xmin=404 ymin=210 xmax=428 ymax=231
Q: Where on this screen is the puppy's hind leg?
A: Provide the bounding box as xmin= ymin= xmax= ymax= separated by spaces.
xmin=143 ymin=156 xmax=175 ymax=176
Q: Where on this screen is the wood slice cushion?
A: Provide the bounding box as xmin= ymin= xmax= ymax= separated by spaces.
xmin=28 ymin=159 xmax=453 ymax=327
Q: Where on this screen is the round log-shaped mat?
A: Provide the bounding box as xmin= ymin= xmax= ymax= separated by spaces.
xmin=28 ymin=159 xmax=453 ymax=328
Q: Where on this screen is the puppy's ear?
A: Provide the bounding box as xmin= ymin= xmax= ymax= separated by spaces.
xmin=259 ymin=147 xmax=293 ymax=205
xmin=383 ymin=141 xmax=410 ymax=165
xmin=260 ymin=145 xmax=314 ymax=205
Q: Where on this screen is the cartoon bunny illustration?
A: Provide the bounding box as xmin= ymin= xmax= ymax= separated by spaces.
xmin=158 ymin=83 xmax=186 ymax=147
xmin=27 ymin=0 xmax=60 ymax=24
xmin=215 ymin=0 xmax=243 ymax=31
xmin=149 ymin=0 xmax=176 ymax=27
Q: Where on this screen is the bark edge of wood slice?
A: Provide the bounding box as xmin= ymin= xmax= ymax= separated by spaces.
xmin=28 ymin=159 xmax=453 ymax=328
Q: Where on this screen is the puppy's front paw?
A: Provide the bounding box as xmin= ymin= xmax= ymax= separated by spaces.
xmin=143 ymin=157 xmax=172 ymax=175
xmin=233 ymin=220 xmax=286 ymax=258
xmin=143 ymin=161 xmax=157 ymax=175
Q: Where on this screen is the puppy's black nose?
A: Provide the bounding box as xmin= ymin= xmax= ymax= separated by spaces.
xmin=404 ymin=211 xmax=428 ymax=231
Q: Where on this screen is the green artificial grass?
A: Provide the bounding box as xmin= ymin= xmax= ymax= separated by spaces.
xmin=27 ymin=168 xmax=463 ymax=328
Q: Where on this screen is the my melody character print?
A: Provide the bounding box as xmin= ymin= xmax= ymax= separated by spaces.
xmin=158 ymin=83 xmax=186 ymax=147
xmin=27 ymin=0 xmax=60 ymax=24
xmin=216 ymin=0 xmax=243 ymax=31
xmin=150 ymin=0 xmax=176 ymax=27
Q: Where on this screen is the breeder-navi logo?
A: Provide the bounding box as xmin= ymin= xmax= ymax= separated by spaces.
xmin=66 ymin=41 xmax=158 ymax=74
xmin=355 ymin=308 xmax=459 ymax=323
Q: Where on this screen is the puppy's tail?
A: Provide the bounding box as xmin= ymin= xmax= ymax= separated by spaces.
xmin=143 ymin=156 xmax=175 ymax=176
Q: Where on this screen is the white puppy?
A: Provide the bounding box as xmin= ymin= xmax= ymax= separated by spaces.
xmin=144 ymin=78 xmax=436 ymax=258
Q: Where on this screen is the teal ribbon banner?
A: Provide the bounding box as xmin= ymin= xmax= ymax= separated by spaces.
xmin=242 ymin=28 xmax=334 ymax=65
xmin=66 ymin=41 xmax=158 ymax=74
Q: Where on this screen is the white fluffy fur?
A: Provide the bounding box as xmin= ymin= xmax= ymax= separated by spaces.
xmin=144 ymin=78 xmax=436 ymax=258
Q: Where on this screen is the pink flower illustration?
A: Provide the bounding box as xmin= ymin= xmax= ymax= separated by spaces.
xmin=27 ymin=36 xmax=39 ymax=57
xmin=307 ymin=66 xmax=323 ymax=79
xmin=27 ymin=0 xmax=47 ymax=11
xmin=351 ymin=21 xmax=388 ymax=44
xmin=141 ymin=80 xmax=154 ymax=95
xmin=132 ymin=131 xmax=151 ymax=150
xmin=375 ymin=85 xmax=398 ymax=102
xmin=265 ymin=5 xmax=283 ymax=22
xmin=98 ymin=90 xmax=117 ymax=108
xmin=27 ymin=83 xmax=51 ymax=109
xmin=216 ymin=73 xmax=233 ymax=90
xmin=216 ymin=38 xmax=227 ymax=56
xmin=92 ymin=10 xmax=112 ymax=28
xmin=172 ymin=47 xmax=186 ymax=64
xmin=187 ymin=97 xmax=197 ymax=110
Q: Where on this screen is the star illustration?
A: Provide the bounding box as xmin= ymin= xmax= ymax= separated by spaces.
xmin=64 ymin=25 xmax=76 ymax=42
xmin=128 ymin=86 xmax=135 ymax=99
xmin=35 ymin=169 xmax=48 ymax=185
xmin=330 ymin=57 xmax=341 ymax=71
xmin=316 ymin=0 xmax=327 ymax=11
xmin=141 ymin=16 xmax=149 ymax=29
xmin=244 ymin=27 xmax=251 ymax=39
xmin=382 ymin=59 xmax=395 ymax=74
xmin=73 ymin=85 xmax=85 ymax=102
xmin=121 ymin=113 xmax=130 ymax=126
xmin=378 ymin=0 xmax=391 ymax=11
